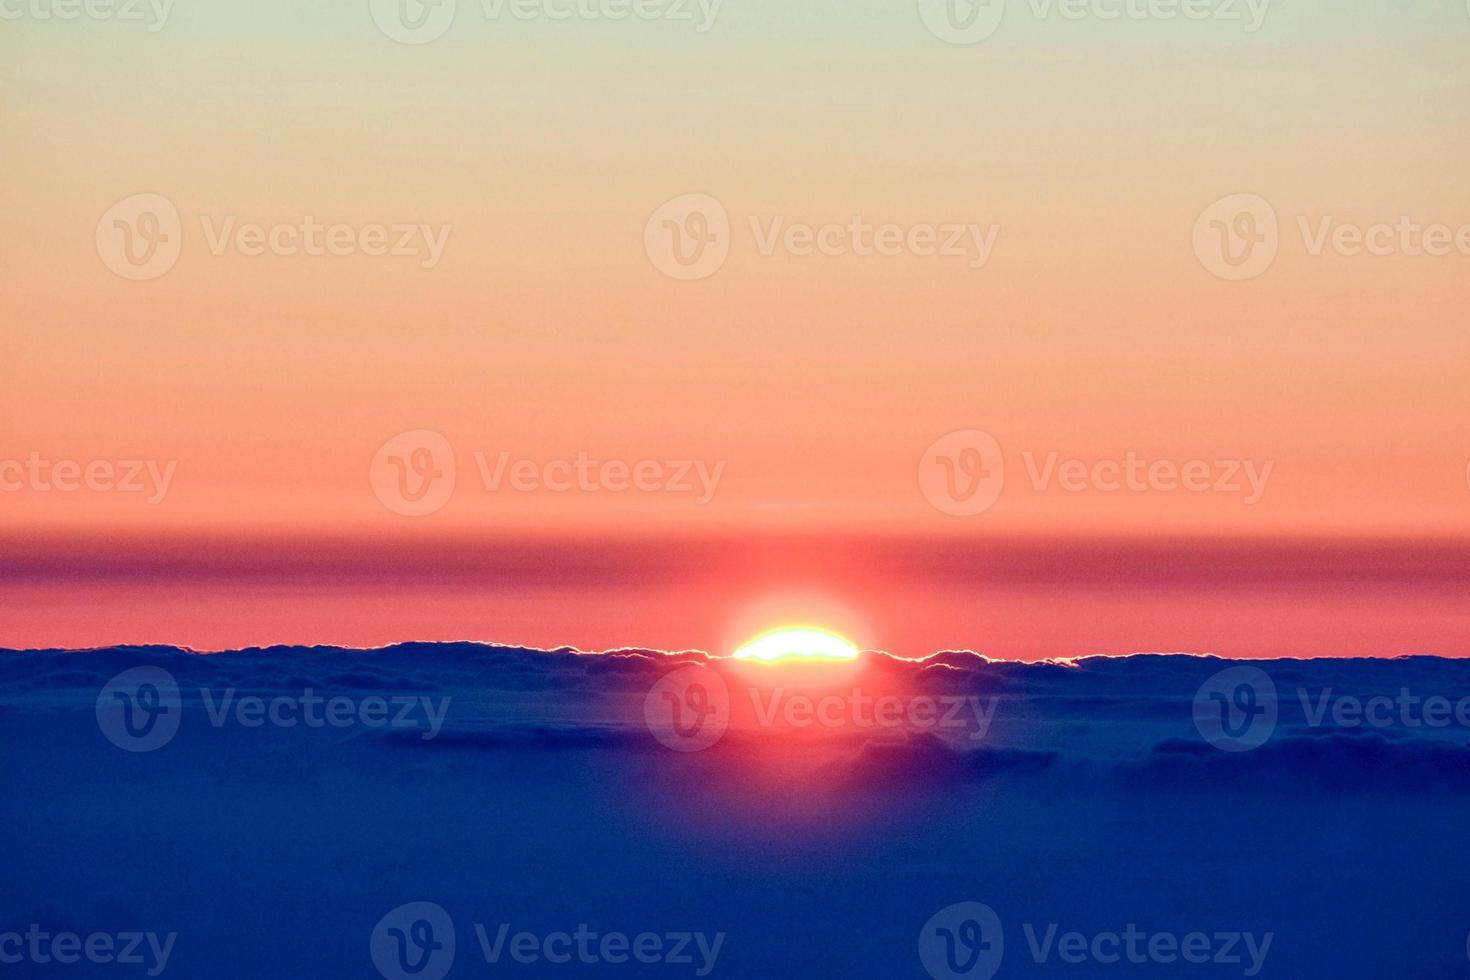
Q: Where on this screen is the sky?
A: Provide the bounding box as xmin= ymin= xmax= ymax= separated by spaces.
xmin=2 ymin=0 xmax=1469 ymax=653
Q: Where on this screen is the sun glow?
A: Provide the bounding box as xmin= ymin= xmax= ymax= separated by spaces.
xmin=732 ymin=626 xmax=860 ymax=664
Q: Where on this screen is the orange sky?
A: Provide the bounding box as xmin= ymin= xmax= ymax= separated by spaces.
xmin=2 ymin=1 xmax=1469 ymax=651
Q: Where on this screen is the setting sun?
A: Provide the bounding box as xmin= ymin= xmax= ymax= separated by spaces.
xmin=732 ymin=627 xmax=860 ymax=664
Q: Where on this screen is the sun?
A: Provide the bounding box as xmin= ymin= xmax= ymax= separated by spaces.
xmin=732 ymin=626 xmax=860 ymax=664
